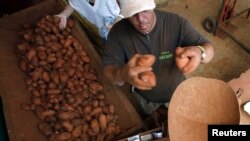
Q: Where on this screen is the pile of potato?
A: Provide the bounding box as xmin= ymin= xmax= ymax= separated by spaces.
xmin=15 ymin=15 xmax=121 ymax=141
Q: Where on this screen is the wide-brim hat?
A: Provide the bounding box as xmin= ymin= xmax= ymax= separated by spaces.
xmin=120 ymin=0 xmax=156 ymax=18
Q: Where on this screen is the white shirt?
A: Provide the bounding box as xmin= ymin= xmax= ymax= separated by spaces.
xmin=69 ymin=0 xmax=121 ymax=39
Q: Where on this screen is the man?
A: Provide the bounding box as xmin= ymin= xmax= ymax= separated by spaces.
xmin=102 ymin=0 xmax=214 ymax=115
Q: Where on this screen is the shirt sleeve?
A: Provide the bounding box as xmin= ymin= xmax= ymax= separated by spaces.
xmin=180 ymin=16 xmax=209 ymax=46
xmin=102 ymin=23 xmax=126 ymax=67
xmin=106 ymin=0 xmax=121 ymax=16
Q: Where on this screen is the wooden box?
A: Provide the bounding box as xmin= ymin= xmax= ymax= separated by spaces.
xmin=0 ymin=0 xmax=143 ymax=140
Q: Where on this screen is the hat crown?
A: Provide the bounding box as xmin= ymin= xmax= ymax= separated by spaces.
xmin=119 ymin=0 xmax=156 ymax=18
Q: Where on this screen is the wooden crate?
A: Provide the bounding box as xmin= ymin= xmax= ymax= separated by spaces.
xmin=0 ymin=0 xmax=143 ymax=140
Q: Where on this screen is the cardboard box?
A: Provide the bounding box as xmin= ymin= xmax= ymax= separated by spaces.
xmin=0 ymin=0 xmax=143 ymax=140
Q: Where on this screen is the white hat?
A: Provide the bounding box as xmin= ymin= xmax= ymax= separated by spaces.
xmin=120 ymin=0 xmax=156 ymax=18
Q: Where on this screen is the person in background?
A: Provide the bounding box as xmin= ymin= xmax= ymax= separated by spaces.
xmin=55 ymin=0 xmax=123 ymax=40
xmin=102 ymin=0 xmax=214 ymax=116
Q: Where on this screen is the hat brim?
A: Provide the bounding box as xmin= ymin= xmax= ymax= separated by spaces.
xmin=121 ymin=0 xmax=156 ymax=18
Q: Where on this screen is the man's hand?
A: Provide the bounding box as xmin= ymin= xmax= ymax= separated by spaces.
xmin=55 ymin=14 xmax=68 ymax=30
xmin=54 ymin=4 xmax=75 ymax=30
xmin=120 ymin=54 xmax=154 ymax=90
xmin=175 ymin=46 xmax=202 ymax=74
